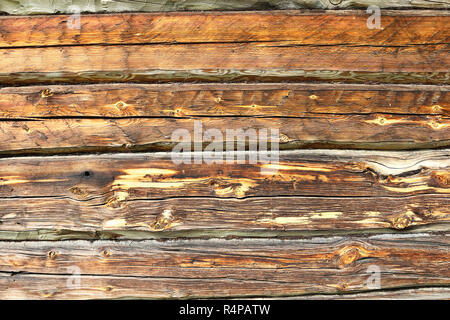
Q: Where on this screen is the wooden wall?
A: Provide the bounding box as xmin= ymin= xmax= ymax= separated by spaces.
xmin=0 ymin=0 xmax=448 ymax=299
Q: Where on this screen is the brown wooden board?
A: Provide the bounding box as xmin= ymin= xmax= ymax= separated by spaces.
xmin=1 ymin=43 xmax=448 ymax=85
xmin=0 ymin=11 xmax=448 ymax=48
xmin=0 ymin=234 xmax=448 ymax=299
xmin=0 ymin=150 xmax=448 ymax=234
xmin=1 ymin=83 xmax=448 ymax=118
xmin=0 ymin=84 xmax=449 ymax=154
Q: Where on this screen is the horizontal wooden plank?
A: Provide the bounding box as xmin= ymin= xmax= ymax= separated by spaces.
xmin=0 ymin=234 xmax=448 ymax=299
xmin=0 ymin=115 xmax=448 ymax=154
xmin=1 ymin=11 xmax=448 ymax=48
xmin=1 ymin=150 xmax=448 ymax=198
xmin=10 ymin=43 xmax=446 ymax=74
xmin=0 ymin=83 xmax=449 ymax=152
xmin=271 ymin=287 xmax=450 ymax=299
xmin=0 ymin=150 xmax=448 ymax=234
xmin=0 ymin=43 xmax=448 ymax=85
xmin=1 ymin=1 xmax=448 ymax=15
xmin=1 ymin=83 xmax=448 ymax=118
xmin=1 ymin=195 xmax=448 ymax=233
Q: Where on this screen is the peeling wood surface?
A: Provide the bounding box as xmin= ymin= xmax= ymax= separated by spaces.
xmin=0 ymin=149 xmax=449 ymax=198
xmin=1 ymin=11 xmax=449 ymax=48
xmin=0 ymin=235 xmax=448 ymax=299
xmin=0 ymin=150 xmax=448 ymax=233
xmin=1 ymin=195 xmax=449 ymax=233
xmin=1 ymin=0 xmax=448 ymax=15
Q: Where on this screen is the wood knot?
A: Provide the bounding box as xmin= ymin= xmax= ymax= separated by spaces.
xmin=208 ymin=179 xmax=220 ymax=188
xmin=105 ymin=196 xmax=121 ymax=208
xmin=428 ymin=118 xmax=443 ymax=129
xmin=173 ymin=108 xmax=186 ymax=117
xmin=101 ymin=249 xmax=111 ymax=257
xmin=83 ymin=171 xmax=92 ymax=178
xmin=69 ymin=186 xmax=88 ymax=198
xmin=233 ymin=185 xmax=248 ymax=198
xmin=392 ymin=214 xmax=412 ymax=230
xmin=430 ymin=171 xmax=450 ymax=188
xmin=47 ymin=250 xmax=57 ymax=260
xmin=279 ymin=134 xmax=291 ymax=143
xmin=210 ymin=181 xmax=251 ymax=198
xmin=105 ymin=192 xmax=129 ymax=208
xmin=151 ymin=209 xmax=174 ymax=231
xmin=41 ymin=89 xmax=53 ymax=98
xmin=431 ymin=105 xmax=442 ymax=114
xmin=115 ymin=101 xmax=126 ymax=109
xmin=22 ymin=124 xmax=30 ymax=133
xmin=337 ymin=245 xmax=367 ymax=268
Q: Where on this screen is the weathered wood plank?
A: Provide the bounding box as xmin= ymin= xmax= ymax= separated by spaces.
xmin=266 ymin=287 xmax=450 ymax=299
xmin=1 ymin=83 xmax=448 ymax=118
xmin=0 ymin=11 xmax=448 ymax=48
xmin=0 ymin=43 xmax=448 ymax=85
xmin=0 ymin=234 xmax=448 ymax=299
xmin=0 ymin=195 xmax=448 ymax=233
xmin=1 ymin=150 xmax=448 ymax=198
xmin=0 ymin=150 xmax=448 ymax=234
xmin=1 ymin=1 xmax=448 ymax=15
xmin=0 ymin=115 xmax=448 ymax=154
xmin=1 ymin=83 xmax=449 ymax=153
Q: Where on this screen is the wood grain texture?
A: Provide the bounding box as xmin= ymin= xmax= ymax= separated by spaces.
xmin=1 ymin=83 xmax=448 ymax=118
xmin=1 ymin=6 xmax=448 ymax=301
xmin=1 ymin=195 xmax=448 ymax=233
xmin=267 ymin=287 xmax=450 ymax=299
xmin=1 ymin=0 xmax=448 ymax=15
xmin=1 ymin=11 xmax=448 ymax=48
xmin=0 ymin=43 xmax=448 ymax=85
xmin=9 ymin=43 xmax=446 ymax=74
xmin=0 ymin=115 xmax=448 ymax=154
xmin=0 ymin=83 xmax=449 ymax=153
xmin=0 ymin=150 xmax=448 ymax=233
xmin=0 ymin=234 xmax=448 ymax=299
xmin=1 ymin=149 xmax=448 ymax=198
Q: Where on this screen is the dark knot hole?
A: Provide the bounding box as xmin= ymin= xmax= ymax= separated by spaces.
xmin=84 ymin=171 xmax=92 ymax=177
